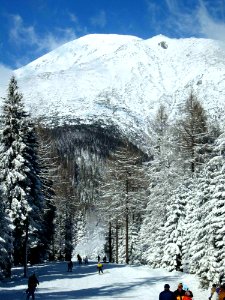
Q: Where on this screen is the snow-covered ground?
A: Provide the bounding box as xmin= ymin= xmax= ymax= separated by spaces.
xmin=0 ymin=260 xmax=209 ymax=300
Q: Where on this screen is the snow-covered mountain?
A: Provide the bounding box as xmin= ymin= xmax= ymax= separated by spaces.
xmin=10 ymin=34 xmax=225 ymax=149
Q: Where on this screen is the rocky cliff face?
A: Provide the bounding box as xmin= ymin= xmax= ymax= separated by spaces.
xmin=11 ymin=33 xmax=225 ymax=151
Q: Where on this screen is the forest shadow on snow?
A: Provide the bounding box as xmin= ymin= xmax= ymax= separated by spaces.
xmin=0 ymin=261 xmax=181 ymax=299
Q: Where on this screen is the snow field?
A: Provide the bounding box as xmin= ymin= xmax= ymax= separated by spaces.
xmin=0 ymin=261 xmax=209 ymax=300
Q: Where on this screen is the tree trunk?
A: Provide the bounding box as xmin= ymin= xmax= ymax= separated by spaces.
xmin=108 ymin=222 xmax=112 ymax=263
xmin=116 ymin=220 xmax=118 ymax=264
xmin=23 ymin=218 xmax=29 ymax=278
xmin=125 ymin=176 xmax=129 ymax=264
xmin=125 ymin=210 xmax=129 ymax=264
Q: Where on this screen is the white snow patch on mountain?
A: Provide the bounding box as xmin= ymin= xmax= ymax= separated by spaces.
xmin=1 ymin=33 xmax=225 ymax=149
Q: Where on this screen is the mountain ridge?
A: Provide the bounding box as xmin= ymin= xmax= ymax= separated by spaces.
xmin=9 ymin=33 xmax=225 ymax=150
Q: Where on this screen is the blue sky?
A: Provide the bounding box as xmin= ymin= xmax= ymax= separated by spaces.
xmin=0 ymin=0 xmax=225 ymax=71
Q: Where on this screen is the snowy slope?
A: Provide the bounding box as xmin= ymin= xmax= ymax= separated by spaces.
xmin=0 ymin=260 xmax=209 ymax=300
xmin=6 ymin=34 xmax=225 ymax=148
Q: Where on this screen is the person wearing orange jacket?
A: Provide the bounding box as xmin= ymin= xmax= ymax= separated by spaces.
xmin=218 ymin=284 xmax=225 ymax=300
xmin=183 ymin=290 xmax=193 ymax=300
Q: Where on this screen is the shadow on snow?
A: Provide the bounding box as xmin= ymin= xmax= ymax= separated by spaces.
xmin=0 ymin=261 xmax=181 ymax=300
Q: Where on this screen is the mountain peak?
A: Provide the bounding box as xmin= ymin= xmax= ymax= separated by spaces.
xmin=12 ymin=33 xmax=225 ymax=152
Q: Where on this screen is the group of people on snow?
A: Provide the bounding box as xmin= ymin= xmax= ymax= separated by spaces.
xmin=76 ymin=254 xmax=89 ymax=265
xmin=67 ymin=255 xmax=89 ymax=271
xmin=209 ymin=282 xmax=225 ymax=300
xmin=27 ymin=266 xmax=225 ymax=300
xmin=160 ymin=281 xmax=225 ymax=300
xmin=159 ymin=283 xmax=193 ymax=300
xmin=97 ymin=255 xmax=106 ymax=262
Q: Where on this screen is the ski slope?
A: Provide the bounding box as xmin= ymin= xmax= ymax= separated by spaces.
xmin=0 ymin=260 xmax=209 ymax=299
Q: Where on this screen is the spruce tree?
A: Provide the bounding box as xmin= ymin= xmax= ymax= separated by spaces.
xmin=194 ymin=134 xmax=225 ymax=286
xmin=0 ymin=76 xmax=45 ymax=276
xmin=0 ymin=185 xmax=12 ymax=278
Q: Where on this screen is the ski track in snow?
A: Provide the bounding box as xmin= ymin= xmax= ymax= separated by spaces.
xmin=0 ymin=261 xmax=209 ymax=300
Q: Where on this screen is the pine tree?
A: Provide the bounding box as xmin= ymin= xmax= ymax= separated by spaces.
xmin=160 ymin=184 xmax=188 ymax=271
xmin=0 ymin=76 xmax=45 ymax=276
xmin=194 ymin=133 xmax=225 ymax=286
xmin=0 ymin=185 xmax=13 ymax=278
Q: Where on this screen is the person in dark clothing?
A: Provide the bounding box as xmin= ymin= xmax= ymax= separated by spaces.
xmin=174 ymin=283 xmax=186 ymax=300
xmin=84 ymin=256 xmax=88 ymax=264
xmin=26 ymin=273 xmax=39 ymax=300
xmin=97 ymin=255 xmax=100 ymax=262
xmin=77 ymin=254 xmax=82 ymax=265
xmin=159 ymin=284 xmax=176 ymax=300
xmin=67 ymin=260 xmax=73 ymax=272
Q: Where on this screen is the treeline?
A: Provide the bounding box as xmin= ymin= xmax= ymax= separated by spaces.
xmin=99 ymin=91 xmax=223 ymax=287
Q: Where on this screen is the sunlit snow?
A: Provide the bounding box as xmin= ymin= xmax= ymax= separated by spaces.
xmin=0 ymin=260 xmax=209 ymax=300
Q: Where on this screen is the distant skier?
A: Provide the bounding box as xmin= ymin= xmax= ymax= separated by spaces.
xmin=159 ymin=284 xmax=176 ymax=300
xmin=26 ymin=273 xmax=39 ymax=300
xmin=77 ymin=254 xmax=82 ymax=264
xmin=84 ymin=256 xmax=88 ymax=264
xmin=97 ymin=262 xmax=103 ymax=274
xmin=97 ymin=255 xmax=100 ymax=262
xmin=67 ymin=260 xmax=73 ymax=272
xmin=103 ymin=256 xmax=107 ymax=263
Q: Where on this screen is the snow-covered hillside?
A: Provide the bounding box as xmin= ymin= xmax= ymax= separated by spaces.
xmin=0 ymin=261 xmax=209 ymax=300
xmin=4 ymin=34 xmax=225 ymax=148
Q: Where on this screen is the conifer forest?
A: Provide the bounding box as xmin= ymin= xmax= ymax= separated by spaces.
xmin=1 ymin=76 xmax=225 ymax=288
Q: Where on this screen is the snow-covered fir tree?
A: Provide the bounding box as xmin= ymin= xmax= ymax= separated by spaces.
xmin=0 ymin=76 xmax=45 ymax=276
xmin=160 ymin=183 xmax=190 ymax=271
xmin=192 ymin=133 xmax=225 ymax=286
xmin=0 ymin=184 xmax=13 ymax=278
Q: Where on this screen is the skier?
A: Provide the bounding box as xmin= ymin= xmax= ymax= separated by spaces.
xmin=97 ymin=255 xmax=100 ymax=262
xmin=103 ymin=255 xmax=107 ymax=263
xmin=77 ymin=254 xmax=82 ymax=264
xmin=67 ymin=260 xmax=73 ymax=272
xmin=84 ymin=256 xmax=88 ymax=264
xmin=174 ymin=283 xmax=185 ymax=300
xmin=26 ymin=273 xmax=39 ymax=300
xmin=97 ymin=262 xmax=103 ymax=274
xmin=159 ymin=284 xmax=176 ymax=300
